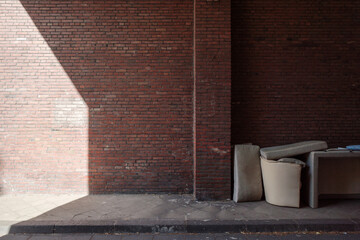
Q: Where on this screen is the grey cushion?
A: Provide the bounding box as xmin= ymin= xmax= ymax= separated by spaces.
xmin=278 ymin=158 xmax=306 ymax=168
xmin=233 ymin=144 xmax=263 ymax=202
xmin=260 ymin=141 xmax=328 ymax=160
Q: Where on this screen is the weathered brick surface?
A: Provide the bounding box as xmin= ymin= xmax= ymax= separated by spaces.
xmin=232 ymin=0 xmax=360 ymax=148
xmin=0 ymin=0 xmax=195 ymax=194
xmin=10 ymin=0 xmax=358 ymax=198
xmin=2 ymin=0 xmax=358 ymax=198
xmin=0 ymin=0 xmax=89 ymax=193
xmin=194 ymin=0 xmax=231 ymax=200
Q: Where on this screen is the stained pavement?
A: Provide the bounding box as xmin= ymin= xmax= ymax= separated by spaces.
xmin=0 ymin=194 xmax=359 ymax=236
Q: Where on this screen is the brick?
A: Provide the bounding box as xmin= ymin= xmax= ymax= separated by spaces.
xmin=0 ymin=0 xmax=194 ymax=194
xmin=194 ymin=0 xmax=232 ymax=200
xmin=231 ymin=0 xmax=360 ymax=148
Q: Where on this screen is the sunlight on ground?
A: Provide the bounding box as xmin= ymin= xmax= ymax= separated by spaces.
xmin=0 ymin=194 xmax=86 ymax=236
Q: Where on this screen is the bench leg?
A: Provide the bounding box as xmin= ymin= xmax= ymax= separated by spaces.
xmin=306 ymin=155 xmax=319 ymax=208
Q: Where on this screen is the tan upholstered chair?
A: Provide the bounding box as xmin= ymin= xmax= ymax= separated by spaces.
xmin=260 ymin=157 xmax=303 ymax=208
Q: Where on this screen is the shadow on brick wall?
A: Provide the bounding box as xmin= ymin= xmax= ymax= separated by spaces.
xmin=231 ymin=0 xmax=360 ymax=148
xmin=18 ymin=0 xmax=194 ymax=194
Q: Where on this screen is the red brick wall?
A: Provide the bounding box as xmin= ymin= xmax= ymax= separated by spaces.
xmin=194 ymin=0 xmax=231 ymax=200
xmin=1 ymin=0 xmax=194 ymax=194
xmin=1 ymin=0 xmax=232 ymax=198
xmin=0 ymin=0 xmax=89 ymax=193
xmin=232 ymin=0 xmax=360 ymax=148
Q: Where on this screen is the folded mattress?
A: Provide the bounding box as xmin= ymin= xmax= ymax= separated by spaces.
xmin=233 ymin=144 xmax=263 ymax=202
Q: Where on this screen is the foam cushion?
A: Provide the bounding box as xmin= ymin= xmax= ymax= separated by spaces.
xmin=260 ymin=141 xmax=328 ymax=160
xmin=233 ymin=144 xmax=263 ymax=202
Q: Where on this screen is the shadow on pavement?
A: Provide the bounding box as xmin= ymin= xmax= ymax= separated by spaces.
xmin=2 ymin=195 xmax=360 ymax=236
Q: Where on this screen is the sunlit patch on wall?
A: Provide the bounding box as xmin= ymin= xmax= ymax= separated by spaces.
xmin=0 ymin=0 xmax=89 ymax=194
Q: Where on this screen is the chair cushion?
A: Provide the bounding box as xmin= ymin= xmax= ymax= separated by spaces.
xmin=233 ymin=144 xmax=263 ymax=202
xmin=260 ymin=141 xmax=328 ymax=160
xmin=278 ymin=158 xmax=306 ymax=168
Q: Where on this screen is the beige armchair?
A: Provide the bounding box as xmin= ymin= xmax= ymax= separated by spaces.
xmin=260 ymin=157 xmax=303 ymax=208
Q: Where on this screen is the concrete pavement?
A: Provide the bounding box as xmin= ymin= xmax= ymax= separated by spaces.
xmin=0 ymin=194 xmax=359 ymax=236
xmin=0 ymin=194 xmax=87 ymax=237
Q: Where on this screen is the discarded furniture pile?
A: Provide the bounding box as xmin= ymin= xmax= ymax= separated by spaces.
xmin=233 ymin=141 xmax=360 ymax=208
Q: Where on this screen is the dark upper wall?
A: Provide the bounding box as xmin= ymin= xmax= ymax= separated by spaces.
xmin=232 ymin=0 xmax=360 ymax=148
